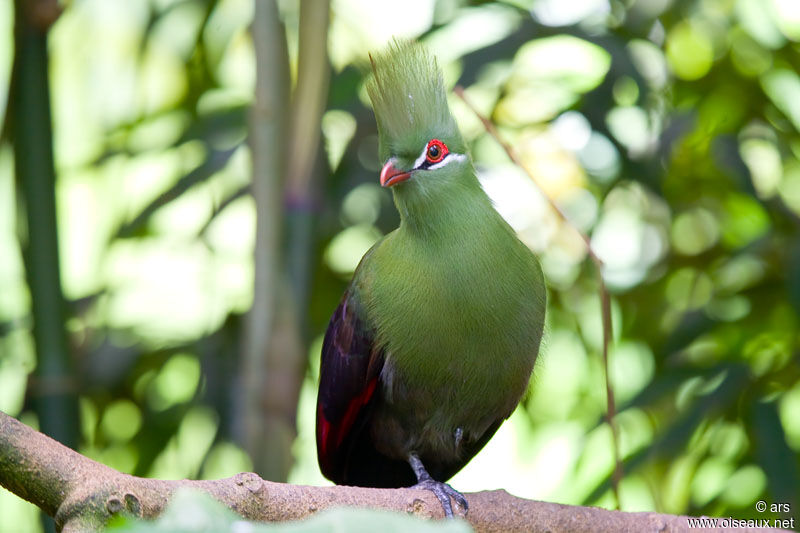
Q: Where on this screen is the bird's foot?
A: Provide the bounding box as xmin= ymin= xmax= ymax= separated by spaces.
xmin=411 ymin=478 xmax=468 ymax=518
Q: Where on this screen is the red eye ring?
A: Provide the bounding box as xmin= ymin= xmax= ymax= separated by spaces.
xmin=425 ymin=139 xmax=448 ymax=164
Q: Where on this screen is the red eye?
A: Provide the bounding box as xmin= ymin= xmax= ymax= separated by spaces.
xmin=425 ymin=139 xmax=448 ymax=164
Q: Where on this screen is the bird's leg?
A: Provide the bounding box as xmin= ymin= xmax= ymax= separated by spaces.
xmin=407 ymin=453 xmax=468 ymax=518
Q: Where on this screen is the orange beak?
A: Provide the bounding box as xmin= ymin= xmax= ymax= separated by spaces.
xmin=380 ymin=160 xmax=411 ymax=187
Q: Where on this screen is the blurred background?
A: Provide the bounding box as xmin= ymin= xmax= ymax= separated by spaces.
xmin=1 ymin=0 xmax=800 ymax=530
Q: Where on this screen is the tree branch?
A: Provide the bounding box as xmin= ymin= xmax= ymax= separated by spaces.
xmin=1 ymin=411 xmax=787 ymax=533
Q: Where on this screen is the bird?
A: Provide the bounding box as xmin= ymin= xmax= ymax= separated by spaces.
xmin=315 ymin=40 xmax=546 ymax=518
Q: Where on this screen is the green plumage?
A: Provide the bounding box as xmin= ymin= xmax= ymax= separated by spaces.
xmin=316 ymin=42 xmax=545 ymax=506
xmin=355 ymin=41 xmax=546 ymax=466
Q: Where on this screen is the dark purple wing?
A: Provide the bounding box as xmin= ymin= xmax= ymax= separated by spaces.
xmin=315 ymin=289 xmax=380 ymax=478
xmin=315 ymin=288 xmax=416 ymax=487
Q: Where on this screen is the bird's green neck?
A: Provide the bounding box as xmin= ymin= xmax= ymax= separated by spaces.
xmin=391 ymin=171 xmax=498 ymax=241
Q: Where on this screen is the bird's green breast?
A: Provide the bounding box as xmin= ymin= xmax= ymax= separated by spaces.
xmin=356 ymin=195 xmax=545 ymax=446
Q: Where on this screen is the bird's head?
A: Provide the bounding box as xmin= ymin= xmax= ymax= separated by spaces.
xmin=366 ymin=41 xmax=472 ymax=206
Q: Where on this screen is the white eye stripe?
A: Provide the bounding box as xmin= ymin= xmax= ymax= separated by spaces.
xmin=411 ymin=145 xmax=465 ymax=170
xmin=427 ymin=153 xmax=466 ymax=170
xmin=412 ymin=145 xmax=428 ymax=169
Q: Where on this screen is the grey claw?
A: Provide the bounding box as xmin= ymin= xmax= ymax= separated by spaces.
xmin=412 ymin=479 xmax=468 ymax=518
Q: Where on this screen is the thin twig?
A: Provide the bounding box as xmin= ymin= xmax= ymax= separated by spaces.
xmin=454 ymin=85 xmax=622 ymax=508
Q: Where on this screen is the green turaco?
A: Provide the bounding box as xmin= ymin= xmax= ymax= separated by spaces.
xmin=316 ymin=40 xmax=546 ymax=517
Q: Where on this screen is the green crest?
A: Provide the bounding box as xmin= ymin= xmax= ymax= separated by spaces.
xmin=366 ymin=41 xmax=460 ymax=159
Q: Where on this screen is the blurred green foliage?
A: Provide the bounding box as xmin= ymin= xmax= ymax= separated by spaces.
xmin=1 ymin=0 xmax=799 ymax=530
